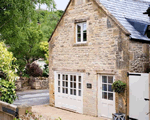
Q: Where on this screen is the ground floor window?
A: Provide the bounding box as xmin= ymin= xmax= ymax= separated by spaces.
xmin=56 ymin=73 xmax=82 ymax=97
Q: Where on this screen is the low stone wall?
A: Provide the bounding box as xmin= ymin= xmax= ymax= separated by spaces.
xmin=29 ymin=77 xmax=49 ymax=90
xmin=0 ymin=101 xmax=32 ymax=120
xmin=15 ymin=77 xmax=49 ymax=91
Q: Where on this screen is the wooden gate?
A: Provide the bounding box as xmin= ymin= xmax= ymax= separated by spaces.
xmin=128 ymin=73 xmax=149 ymax=120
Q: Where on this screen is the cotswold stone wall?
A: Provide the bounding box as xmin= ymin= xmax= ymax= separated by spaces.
xmin=129 ymin=41 xmax=149 ymax=73
xmin=49 ymin=0 xmax=149 ymax=117
xmin=15 ymin=77 xmax=49 ymax=91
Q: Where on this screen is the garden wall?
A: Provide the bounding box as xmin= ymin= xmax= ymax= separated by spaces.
xmin=0 ymin=101 xmax=31 ymax=120
xmin=15 ymin=77 xmax=49 ymax=91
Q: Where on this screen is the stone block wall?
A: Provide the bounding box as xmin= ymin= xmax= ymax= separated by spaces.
xmin=15 ymin=77 xmax=49 ymax=91
xmin=129 ymin=41 xmax=149 ymax=73
xmin=29 ymin=77 xmax=49 ymax=90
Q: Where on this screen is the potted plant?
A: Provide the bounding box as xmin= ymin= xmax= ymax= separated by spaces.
xmin=112 ymin=80 xmax=126 ymax=120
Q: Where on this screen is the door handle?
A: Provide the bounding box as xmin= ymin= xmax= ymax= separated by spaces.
xmin=144 ymin=98 xmax=150 ymax=101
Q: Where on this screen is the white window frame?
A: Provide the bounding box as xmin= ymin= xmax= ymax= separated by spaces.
xmin=76 ymin=22 xmax=87 ymax=43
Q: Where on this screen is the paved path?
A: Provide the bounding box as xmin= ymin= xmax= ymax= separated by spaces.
xmin=32 ymin=105 xmax=111 ymax=120
xmin=13 ymin=89 xmax=49 ymax=106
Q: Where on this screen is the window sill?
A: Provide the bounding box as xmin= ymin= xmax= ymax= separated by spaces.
xmin=73 ymin=43 xmax=88 ymax=47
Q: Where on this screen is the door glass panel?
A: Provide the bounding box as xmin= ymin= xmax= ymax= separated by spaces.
xmin=74 ymin=83 xmax=76 ymax=88
xmin=108 ymin=93 xmax=113 ymax=100
xmin=66 ymin=82 xmax=68 ymax=87
xmin=63 ymin=81 xmax=65 ymax=87
xmin=70 ymin=82 xmax=73 ymax=88
xmin=102 ymin=92 xmax=107 ymax=99
xmin=58 ymin=74 xmax=60 ymax=79
xmin=70 ymin=89 xmax=73 ymax=95
xmin=63 ymin=75 xmax=65 ymax=80
xmin=58 ymin=87 xmax=60 ymax=92
xmin=79 ymin=76 xmax=81 ymax=82
xmin=74 ymin=76 xmax=76 ymax=81
xmin=102 ymin=84 xmax=107 ymax=91
xmin=70 ymin=75 xmax=73 ymax=81
xmin=102 ymin=76 xmax=107 ymax=83
xmin=79 ymin=83 xmax=81 ymax=89
xmin=108 ymin=76 xmax=113 ymax=83
xmin=74 ymin=90 xmax=76 ymax=95
xmin=108 ymin=85 xmax=113 ymax=92
xmin=58 ymin=81 xmax=60 ymax=86
xmin=63 ymin=88 xmax=65 ymax=93
xmin=66 ymin=88 xmax=68 ymax=94
xmin=79 ymin=90 xmax=81 ymax=96
xmin=66 ymin=75 xmax=68 ymax=80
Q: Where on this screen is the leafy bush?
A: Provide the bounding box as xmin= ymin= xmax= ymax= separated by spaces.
xmin=112 ymin=80 xmax=126 ymax=94
xmin=0 ymin=79 xmax=17 ymax=104
xmin=42 ymin=64 xmax=49 ymax=77
xmin=0 ymin=42 xmax=17 ymax=81
xmin=28 ymin=63 xmax=43 ymax=77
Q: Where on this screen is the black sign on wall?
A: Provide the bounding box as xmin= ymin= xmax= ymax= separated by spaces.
xmin=87 ymin=83 xmax=92 ymax=89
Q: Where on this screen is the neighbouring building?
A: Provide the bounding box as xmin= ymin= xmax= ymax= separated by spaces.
xmin=48 ymin=0 xmax=150 ymax=119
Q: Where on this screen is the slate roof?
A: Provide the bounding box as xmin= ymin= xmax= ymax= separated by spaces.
xmin=99 ymin=0 xmax=150 ymax=41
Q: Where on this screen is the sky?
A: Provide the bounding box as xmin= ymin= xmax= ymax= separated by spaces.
xmin=37 ymin=0 xmax=149 ymax=11
xmin=36 ymin=0 xmax=70 ymax=10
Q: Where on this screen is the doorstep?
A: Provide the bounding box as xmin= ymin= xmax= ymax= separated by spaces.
xmin=32 ymin=105 xmax=111 ymax=120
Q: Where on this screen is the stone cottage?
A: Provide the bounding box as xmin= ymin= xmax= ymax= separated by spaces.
xmin=48 ymin=0 xmax=150 ymax=119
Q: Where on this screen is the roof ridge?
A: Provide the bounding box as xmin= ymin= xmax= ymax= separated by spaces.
xmin=100 ymin=0 xmax=150 ymax=4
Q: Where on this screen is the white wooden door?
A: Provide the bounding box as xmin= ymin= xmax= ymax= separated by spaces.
xmin=98 ymin=75 xmax=115 ymax=118
xmin=129 ymin=73 xmax=149 ymax=120
xmin=55 ymin=72 xmax=83 ymax=113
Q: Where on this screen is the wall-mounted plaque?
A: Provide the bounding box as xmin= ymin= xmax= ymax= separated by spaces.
xmin=87 ymin=83 xmax=92 ymax=89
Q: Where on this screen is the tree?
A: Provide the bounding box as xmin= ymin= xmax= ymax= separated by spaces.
xmin=0 ymin=0 xmax=56 ymax=75
xmin=7 ymin=23 xmax=45 ymax=74
xmin=0 ymin=0 xmax=55 ymax=43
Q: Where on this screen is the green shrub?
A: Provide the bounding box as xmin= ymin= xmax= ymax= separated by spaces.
xmin=0 ymin=79 xmax=17 ymax=104
xmin=112 ymin=80 xmax=126 ymax=94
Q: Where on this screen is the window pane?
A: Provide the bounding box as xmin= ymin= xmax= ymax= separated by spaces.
xmin=74 ymin=90 xmax=76 ymax=95
xmin=74 ymin=83 xmax=76 ymax=88
xmin=74 ymin=76 xmax=76 ymax=81
xmin=66 ymin=88 xmax=68 ymax=94
xmin=66 ymin=75 xmax=68 ymax=80
xmin=66 ymin=82 xmax=68 ymax=87
xmin=63 ymin=81 xmax=65 ymax=87
xmin=70 ymin=75 xmax=73 ymax=81
xmin=77 ymin=34 xmax=81 ymax=42
xmin=77 ymin=25 xmax=81 ymax=34
xmin=102 ymin=84 xmax=107 ymax=91
xmin=58 ymin=87 xmax=60 ymax=93
xmin=83 ymin=33 xmax=87 ymax=41
xmin=83 ymin=23 xmax=86 ymax=32
xmin=58 ymin=81 xmax=60 ymax=86
xmin=79 ymin=76 xmax=81 ymax=82
xmin=79 ymin=90 xmax=81 ymax=96
xmin=79 ymin=83 xmax=81 ymax=89
xmin=70 ymin=89 xmax=73 ymax=95
xmin=58 ymin=74 xmax=60 ymax=79
xmin=108 ymin=76 xmax=113 ymax=83
xmin=108 ymin=85 xmax=113 ymax=92
xmin=70 ymin=82 xmax=73 ymax=88
xmin=102 ymin=76 xmax=107 ymax=83
xmin=108 ymin=93 xmax=113 ymax=100
xmin=63 ymin=88 xmax=65 ymax=93
xmin=102 ymin=92 xmax=107 ymax=99
xmin=63 ymin=75 xmax=65 ymax=80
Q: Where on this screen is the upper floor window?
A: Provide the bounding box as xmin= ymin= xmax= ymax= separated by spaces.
xmin=76 ymin=22 xmax=87 ymax=43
